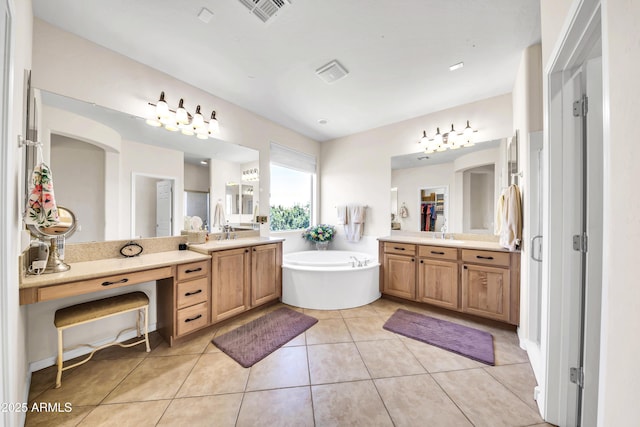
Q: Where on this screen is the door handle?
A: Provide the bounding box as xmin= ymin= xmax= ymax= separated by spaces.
xmin=531 ymin=235 xmax=543 ymax=262
xmin=102 ymin=278 xmax=129 ymax=287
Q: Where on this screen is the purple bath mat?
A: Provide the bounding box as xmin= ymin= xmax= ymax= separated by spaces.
xmin=383 ymin=309 xmax=495 ymax=365
xmin=212 ymin=307 xmax=317 ymax=368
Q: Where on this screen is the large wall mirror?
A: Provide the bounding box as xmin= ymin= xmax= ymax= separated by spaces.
xmin=391 ymin=137 xmax=509 ymax=235
xmin=36 ymin=89 xmax=259 ymax=243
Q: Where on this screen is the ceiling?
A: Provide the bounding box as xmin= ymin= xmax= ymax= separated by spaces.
xmin=32 ymin=0 xmax=541 ymax=142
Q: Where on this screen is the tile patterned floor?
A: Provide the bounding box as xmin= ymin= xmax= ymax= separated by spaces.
xmin=26 ymin=298 xmax=556 ymax=426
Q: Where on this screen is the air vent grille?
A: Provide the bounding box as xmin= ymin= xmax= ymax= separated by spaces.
xmin=315 ymin=60 xmax=349 ymax=84
xmin=237 ymin=0 xmax=290 ymax=23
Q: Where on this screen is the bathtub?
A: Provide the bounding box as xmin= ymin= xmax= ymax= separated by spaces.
xmin=282 ymin=250 xmax=381 ymax=310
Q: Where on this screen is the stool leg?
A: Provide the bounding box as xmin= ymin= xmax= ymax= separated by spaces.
xmin=55 ymin=328 xmax=63 ymax=388
xmin=136 ymin=309 xmax=141 ymax=338
xmin=144 ymin=306 xmax=150 ymax=353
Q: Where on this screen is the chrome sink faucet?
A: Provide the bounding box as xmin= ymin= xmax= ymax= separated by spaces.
xmin=222 ymin=224 xmax=233 ymax=240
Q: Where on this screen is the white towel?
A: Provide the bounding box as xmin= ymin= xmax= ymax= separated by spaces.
xmin=212 ymin=202 xmax=225 ymax=229
xmin=499 ymin=185 xmax=522 ymax=251
xmin=336 ymin=205 xmax=348 ymax=225
xmin=345 ymin=205 xmax=366 ymax=242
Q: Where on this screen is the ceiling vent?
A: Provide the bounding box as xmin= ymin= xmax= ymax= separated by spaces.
xmin=315 ymin=60 xmax=349 ymax=84
xmin=237 ymin=0 xmax=292 ymax=23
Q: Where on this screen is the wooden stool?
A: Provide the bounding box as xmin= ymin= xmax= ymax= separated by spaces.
xmin=54 ymin=291 xmax=151 ymax=388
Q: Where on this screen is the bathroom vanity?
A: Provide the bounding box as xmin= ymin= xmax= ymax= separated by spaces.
xmin=378 ymin=236 xmax=520 ymax=324
xmin=19 ymin=237 xmax=283 ymax=346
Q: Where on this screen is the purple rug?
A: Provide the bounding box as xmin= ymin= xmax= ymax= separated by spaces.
xmin=212 ymin=307 xmax=317 ymax=368
xmin=383 ymin=309 xmax=495 ymax=365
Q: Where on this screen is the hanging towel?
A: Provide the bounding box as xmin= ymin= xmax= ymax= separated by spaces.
xmin=212 ymin=201 xmax=225 ymax=229
xmin=24 ymin=162 xmax=60 ymax=227
xmin=399 ymin=203 xmax=408 ymax=218
xmin=336 ymin=205 xmax=348 ymax=225
xmin=345 ymin=204 xmax=366 ymax=242
xmin=499 ymin=184 xmax=522 ymax=251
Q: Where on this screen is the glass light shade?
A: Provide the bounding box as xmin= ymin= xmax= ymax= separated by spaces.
xmin=192 ymin=105 xmax=205 ymax=130
xmin=208 ymin=111 xmax=219 ymax=134
xmin=175 ymin=99 xmax=188 ymax=125
xmin=434 ymin=128 xmax=443 ymax=146
xmin=424 ymin=147 xmax=435 ymax=154
xmin=464 ymin=140 xmax=475 ymax=147
xmin=196 ymin=132 xmax=208 ymax=140
xmin=464 ymin=120 xmax=474 ymax=138
xmin=420 ymin=130 xmax=429 ymax=145
xmin=436 ymin=144 xmax=448 ymax=152
xmin=447 ymin=124 xmax=457 ymax=144
xmin=155 ymin=92 xmax=170 ymax=119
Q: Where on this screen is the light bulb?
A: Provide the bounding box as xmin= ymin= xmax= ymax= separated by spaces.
xmin=464 ymin=120 xmax=474 ymax=138
xmin=434 ymin=128 xmax=443 ymax=146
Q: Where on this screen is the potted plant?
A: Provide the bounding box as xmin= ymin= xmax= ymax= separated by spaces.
xmin=301 ymin=224 xmax=336 ymax=250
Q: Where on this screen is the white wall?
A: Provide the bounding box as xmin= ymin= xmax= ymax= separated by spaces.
xmin=4 ymin=1 xmax=33 ymax=425
xmin=184 ymin=162 xmax=209 ymax=192
xmin=50 ymin=135 xmax=106 ymax=243
xmin=321 ymin=93 xmax=513 ymax=255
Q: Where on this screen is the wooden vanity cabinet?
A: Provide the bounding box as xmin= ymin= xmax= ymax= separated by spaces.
xmin=211 ymin=242 xmax=283 ymax=323
xmin=461 ymin=249 xmax=515 ymax=323
xmin=379 ymin=241 xmax=521 ymax=325
xmin=174 ymin=260 xmax=211 ymax=338
xmin=251 ymin=243 xmax=282 ymax=306
xmin=381 ymin=243 xmax=416 ymax=300
xmin=211 ymin=247 xmax=251 ymax=322
xmin=417 ymin=245 xmax=458 ymax=310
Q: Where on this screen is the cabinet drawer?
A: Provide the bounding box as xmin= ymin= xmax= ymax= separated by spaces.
xmin=37 ymin=266 xmax=173 ymax=302
xmin=177 ymin=260 xmax=209 ymax=281
xmin=176 ymin=277 xmax=209 ymax=309
xmin=176 ymin=302 xmax=209 ymax=336
xmin=383 ymin=242 xmax=417 ymax=255
xmin=418 ymin=245 xmax=458 ymax=261
xmin=462 ymin=249 xmax=510 ymax=267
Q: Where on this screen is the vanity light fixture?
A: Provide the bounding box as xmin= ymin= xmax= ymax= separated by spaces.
xmin=241 ymin=168 xmax=259 ymax=182
xmin=419 ymin=121 xmax=477 ymax=153
xmin=146 ymin=92 xmax=220 ymax=140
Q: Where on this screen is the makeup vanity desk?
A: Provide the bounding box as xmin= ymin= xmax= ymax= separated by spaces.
xmin=19 ymin=250 xmax=212 ymax=346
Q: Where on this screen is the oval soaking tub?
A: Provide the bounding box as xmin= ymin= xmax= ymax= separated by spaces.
xmin=282 ymin=250 xmax=380 ymax=310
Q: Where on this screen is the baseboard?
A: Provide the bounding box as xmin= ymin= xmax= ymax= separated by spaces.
xmin=517 ymin=326 xmax=527 ymax=350
xmin=28 ymin=322 xmax=158 ymax=373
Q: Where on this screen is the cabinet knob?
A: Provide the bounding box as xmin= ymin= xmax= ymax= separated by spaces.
xmin=464 ymin=265 xmax=468 ymax=270
xmin=253 ymin=248 xmax=256 ymax=252
xmin=419 ymin=260 xmax=424 ymax=264
xmin=245 ymin=249 xmax=249 ymax=253
xmin=411 ymin=258 xmax=415 ymax=262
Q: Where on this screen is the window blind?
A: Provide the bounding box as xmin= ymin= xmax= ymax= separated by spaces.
xmin=270 ymin=142 xmax=316 ymax=174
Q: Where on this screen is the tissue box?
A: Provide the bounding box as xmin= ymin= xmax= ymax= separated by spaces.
xmin=181 ymin=230 xmax=206 ymax=244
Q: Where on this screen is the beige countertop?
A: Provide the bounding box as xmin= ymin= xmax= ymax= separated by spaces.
xmin=20 ymin=250 xmax=210 ymax=289
xmin=378 ymin=235 xmax=515 ymax=252
xmin=188 ymin=236 xmax=285 ymax=254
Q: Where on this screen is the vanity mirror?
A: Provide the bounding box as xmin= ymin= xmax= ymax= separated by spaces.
xmin=27 ymin=206 xmax=77 ymax=273
xmin=35 ymin=89 xmax=259 ymax=243
xmin=391 ymin=138 xmax=507 ymax=234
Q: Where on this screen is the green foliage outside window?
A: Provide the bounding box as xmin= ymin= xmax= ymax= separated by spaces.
xmin=269 ymin=203 xmax=310 ymax=231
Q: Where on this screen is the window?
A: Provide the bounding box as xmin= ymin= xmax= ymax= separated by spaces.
xmin=269 ymin=143 xmax=316 ymax=231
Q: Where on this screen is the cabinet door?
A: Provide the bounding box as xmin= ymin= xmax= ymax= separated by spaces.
xmin=211 ymin=247 xmax=250 ymax=322
xmin=417 ymin=258 xmax=458 ymax=310
xmin=461 ymin=264 xmax=510 ymax=322
xmin=382 ymin=253 xmax=416 ymax=300
xmin=251 ymin=243 xmax=282 ymax=306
